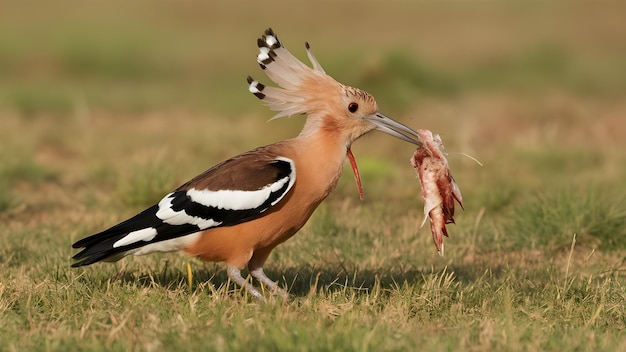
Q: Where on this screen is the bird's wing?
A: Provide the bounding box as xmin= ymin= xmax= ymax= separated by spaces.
xmin=71 ymin=149 xmax=296 ymax=266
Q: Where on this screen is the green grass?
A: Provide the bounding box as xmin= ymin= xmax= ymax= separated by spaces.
xmin=1 ymin=234 xmax=625 ymax=351
xmin=0 ymin=179 xmax=13 ymax=212
xmin=1 ymin=0 xmax=626 ymax=351
xmin=509 ymin=187 xmax=626 ymax=251
xmin=1 ymin=107 xmax=625 ymax=350
xmin=2 ymin=160 xmax=58 ymax=185
xmin=116 ymin=160 xmax=176 ymax=209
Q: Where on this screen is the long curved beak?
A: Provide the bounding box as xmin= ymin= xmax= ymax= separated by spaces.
xmin=365 ymin=112 xmax=422 ymax=146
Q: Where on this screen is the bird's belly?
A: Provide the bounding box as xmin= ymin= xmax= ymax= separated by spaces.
xmin=182 ymin=202 xmax=313 ymax=267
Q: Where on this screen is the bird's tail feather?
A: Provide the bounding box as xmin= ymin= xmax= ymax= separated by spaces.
xmin=71 ymin=235 xmax=129 ymax=267
xmin=71 ymin=205 xmax=160 ymax=267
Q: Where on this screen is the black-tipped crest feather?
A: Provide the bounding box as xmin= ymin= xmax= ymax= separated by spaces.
xmin=249 ymin=28 xmax=331 ymax=120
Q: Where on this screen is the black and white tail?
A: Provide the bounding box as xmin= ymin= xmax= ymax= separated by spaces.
xmin=72 ymin=195 xmax=205 ymax=267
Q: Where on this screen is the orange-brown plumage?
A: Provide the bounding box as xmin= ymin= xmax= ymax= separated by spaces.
xmin=71 ymin=28 xmax=422 ymax=300
xmin=183 ymin=136 xmax=343 ymax=268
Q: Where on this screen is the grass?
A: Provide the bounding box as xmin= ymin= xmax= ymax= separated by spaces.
xmin=1 ymin=0 xmax=626 ymax=351
xmin=116 ymin=159 xmax=176 ymax=209
xmin=2 ymin=109 xmax=625 ymax=351
xmin=509 ymin=187 xmax=626 ymax=251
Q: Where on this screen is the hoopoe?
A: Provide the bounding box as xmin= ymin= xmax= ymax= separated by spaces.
xmin=72 ymin=28 xmax=422 ymax=300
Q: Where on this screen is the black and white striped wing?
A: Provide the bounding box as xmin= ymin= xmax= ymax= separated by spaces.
xmin=71 ymin=153 xmax=296 ymax=266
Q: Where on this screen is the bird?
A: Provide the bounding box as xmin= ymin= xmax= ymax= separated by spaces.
xmin=71 ymin=28 xmax=422 ymax=301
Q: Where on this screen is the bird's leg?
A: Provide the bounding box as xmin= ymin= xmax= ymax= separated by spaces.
xmin=249 ymin=266 xmax=289 ymax=300
xmin=226 ymin=264 xmax=264 ymax=301
xmin=248 ymin=248 xmax=289 ymax=299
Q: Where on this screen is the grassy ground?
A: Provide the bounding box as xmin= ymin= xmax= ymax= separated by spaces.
xmin=1 ymin=1 xmax=625 ymax=351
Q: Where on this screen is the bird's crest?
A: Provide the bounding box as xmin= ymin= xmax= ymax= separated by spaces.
xmin=248 ymin=28 xmax=338 ymax=120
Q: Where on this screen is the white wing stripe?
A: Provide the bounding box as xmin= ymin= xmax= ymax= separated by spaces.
xmin=156 ymin=194 xmax=221 ymax=229
xmin=113 ymin=227 xmax=158 ymax=248
xmin=187 ymin=178 xmax=288 ymax=211
xmin=187 ymin=157 xmax=295 ymax=210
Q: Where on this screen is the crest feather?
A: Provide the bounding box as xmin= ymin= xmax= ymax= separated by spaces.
xmin=249 ymin=28 xmax=331 ymax=120
xmin=305 ymin=42 xmax=326 ymax=74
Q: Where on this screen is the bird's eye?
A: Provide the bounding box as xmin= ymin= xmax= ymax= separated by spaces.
xmin=348 ymin=102 xmax=359 ymax=113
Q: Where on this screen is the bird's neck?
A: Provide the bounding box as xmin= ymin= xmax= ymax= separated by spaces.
xmin=287 ymin=127 xmax=349 ymax=203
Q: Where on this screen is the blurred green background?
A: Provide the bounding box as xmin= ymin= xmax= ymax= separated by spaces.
xmin=1 ymin=0 xmax=625 ymax=117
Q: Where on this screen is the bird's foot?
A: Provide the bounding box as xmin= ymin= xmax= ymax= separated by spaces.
xmin=250 ymin=267 xmax=289 ymax=300
xmin=226 ymin=265 xmax=265 ymax=302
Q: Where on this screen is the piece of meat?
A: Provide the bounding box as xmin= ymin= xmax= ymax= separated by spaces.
xmin=410 ymin=129 xmax=463 ymax=255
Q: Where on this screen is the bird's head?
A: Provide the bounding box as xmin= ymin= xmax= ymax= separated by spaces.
xmin=248 ymin=28 xmax=422 ymax=200
xmin=247 ymin=28 xmax=421 ymax=148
